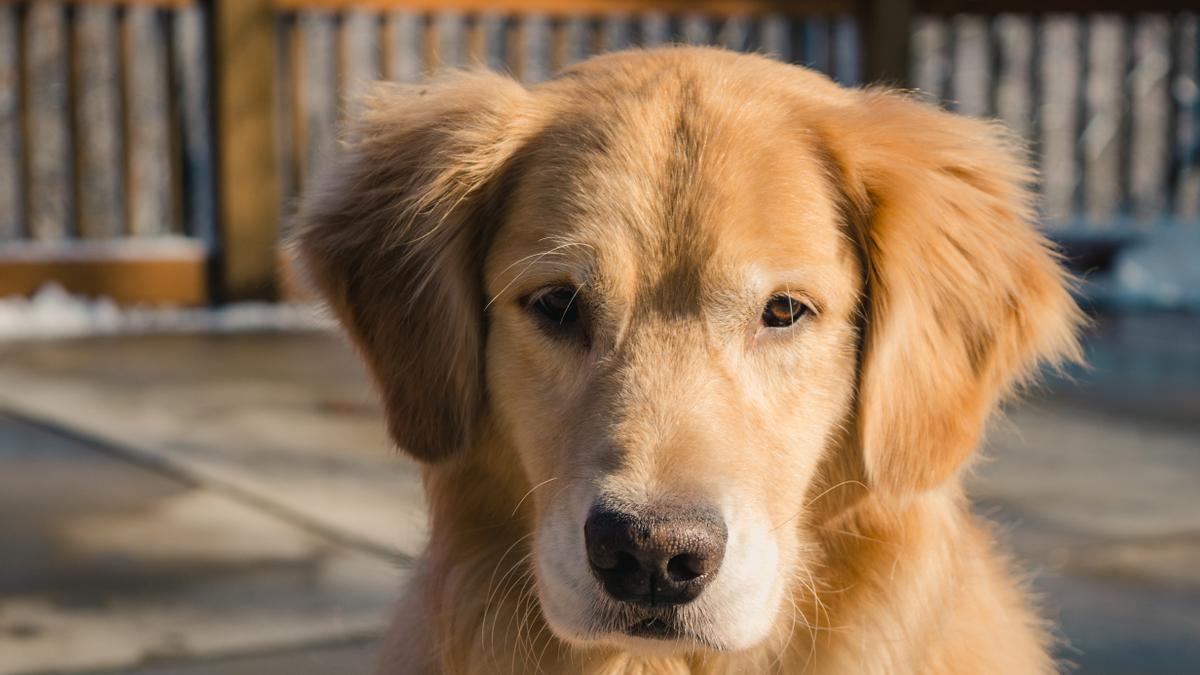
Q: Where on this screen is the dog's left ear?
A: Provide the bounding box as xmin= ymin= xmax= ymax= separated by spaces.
xmin=823 ymin=90 xmax=1085 ymax=496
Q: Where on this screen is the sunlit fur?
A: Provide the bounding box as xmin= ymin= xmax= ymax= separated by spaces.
xmin=295 ymin=48 xmax=1084 ymax=674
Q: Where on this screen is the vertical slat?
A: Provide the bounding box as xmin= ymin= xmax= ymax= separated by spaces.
xmin=300 ymin=10 xmax=337 ymax=187
xmin=1072 ymin=17 xmax=1090 ymax=221
xmin=477 ymin=12 xmax=507 ymax=72
xmin=681 ymin=13 xmax=711 ymax=45
xmin=1116 ymin=16 xmax=1135 ymax=220
xmin=550 ymin=16 xmax=566 ymax=70
xmin=1040 ymin=15 xmax=1080 ymax=226
xmin=941 ymin=18 xmax=957 ymax=105
xmin=432 ymin=11 xmax=467 ymax=71
xmin=518 ymin=14 xmax=551 ymax=83
xmin=759 ymin=14 xmax=790 ymax=62
xmin=1029 ymin=14 xmax=1044 ymax=176
xmin=639 ymin=12 xmax=669 ymax=47
xmin=555 ymin=16 xmax=588 ymax=69
xmin=1082 ymin=14 xmax=1124 ymax=226
xmin=75 ymin=5 xmax=123 ymax=239
xmin=911 ymin=16 xmax=948 ymax=99
xmin=126 ymin=6 xmax=173 ymax=237
xmin=0 ymin=5 xmax=22 ymax=240
xmin=342 ymin=10 xmax=380 ymax=115
xmin=505 ymin=15 xmax=522 ymax=77
xmin=587 ymin=16 xmax=605 ymax=54
xmin=27 ymin=2 xmax=72 ymax=242
xmin=1173 ymin=14 xmax=1199 ymax=220
xmin=598 ymin=14 xmax=632 ymax=52
xmin=832 ymin=15 xmax=859 ymax=84
xmin=176 ymin=4 xmax=215 ymax=244
xmin=952 ymin=15 xmax=990 ymax=117
xmin=384 ymin=11 xmax=424 ymax=83
xmin=717 ymin=16 xmax=752 ymax=52
xmin=993 ymin=15 xmax=1034 ymax=137
xmin=466 ymin=13 xmax=484 ymax=64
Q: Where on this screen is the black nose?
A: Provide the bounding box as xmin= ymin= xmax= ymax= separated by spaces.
xmin=584 ymin=505 xmax=727 ymax=606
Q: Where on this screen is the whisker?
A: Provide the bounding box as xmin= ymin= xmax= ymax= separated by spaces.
xmin=772 ymin=479 xmax=868 ymax=532
xmin=490 ymin=555 xmax=535 ymax=658
xmin=484 ymin=532 xmax=535 ymax=612
xmin=510 ymin=477 xmax=560 ymax=519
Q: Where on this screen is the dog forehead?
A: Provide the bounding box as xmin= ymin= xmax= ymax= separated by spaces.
xmin=488 ymin=60 xmax=849 ymax=307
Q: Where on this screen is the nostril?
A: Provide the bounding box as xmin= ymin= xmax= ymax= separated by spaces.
xmin=666 ymin=553 xmax=704 ymax=582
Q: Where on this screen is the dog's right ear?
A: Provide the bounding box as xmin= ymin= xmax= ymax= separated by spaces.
xmin=294 ymin=72 xmax=531 ymax=462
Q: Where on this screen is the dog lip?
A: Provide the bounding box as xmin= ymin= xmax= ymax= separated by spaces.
xmin=625 ymin=616 xmax=681 ymax=640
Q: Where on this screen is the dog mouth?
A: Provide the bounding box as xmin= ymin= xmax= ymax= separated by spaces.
xmin=616 ymin=612 xmax=727 ymax=652
xmin=625 ymin=616 xmax=681 ymax=640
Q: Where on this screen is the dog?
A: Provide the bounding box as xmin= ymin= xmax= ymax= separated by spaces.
xmin=295 ymin=47 xmax=1084 ymax=674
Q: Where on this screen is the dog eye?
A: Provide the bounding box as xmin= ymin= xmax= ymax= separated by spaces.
xmin=526 ymin=286 xmax=583 ymax=327
xmin=762 ymin=294 xmax=812 ymax=328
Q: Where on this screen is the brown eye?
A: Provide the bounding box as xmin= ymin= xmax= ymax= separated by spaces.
xmin=528 ymin=286 xmax=582 ymax=327
xmin=762 ymin=294 xmax=811 ymax=328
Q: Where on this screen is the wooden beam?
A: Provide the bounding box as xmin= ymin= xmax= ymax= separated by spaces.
xmin=273 ymin=0 xmax=856 ymax=17
xmin=215 ymin=0 xmax=280 ymax=300
xmin=0 ymin=241 xmax=207 ymax=305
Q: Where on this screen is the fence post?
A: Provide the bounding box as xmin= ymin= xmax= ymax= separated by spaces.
xmin=214 ymin=0 xmax=279 ymax=301
xmin=859 ymin=0 xmax=914 ymax=87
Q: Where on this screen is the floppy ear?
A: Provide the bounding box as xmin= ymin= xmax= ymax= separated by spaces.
xmin=826 ymin=91 xmax=1085 ymax=495
xmin=293 ymin=72 xmax=530 ymax=462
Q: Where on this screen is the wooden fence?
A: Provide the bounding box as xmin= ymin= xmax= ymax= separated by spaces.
xmin=0 ymin=0 xmax=1196 ymax=305
xmin=273 ymin=2 xmax=862 ymax=209
xmin=0 ymin=0 xmax=213 ymax=303
xmin=913 ymin=10 xmax=1200 ymax=236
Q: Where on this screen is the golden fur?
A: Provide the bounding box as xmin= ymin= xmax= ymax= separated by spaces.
xmin=295 ymin=48 xmax=1084 ymax=674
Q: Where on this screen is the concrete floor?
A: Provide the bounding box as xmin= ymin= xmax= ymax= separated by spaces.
xmin=0 ymin=313 xmax=1197 ymax=674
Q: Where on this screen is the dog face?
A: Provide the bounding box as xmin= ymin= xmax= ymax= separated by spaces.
xmin=482 ymin=77 xmax=862 ymax=650
xmin=297 ymin=48 xmax=1081 ymax=656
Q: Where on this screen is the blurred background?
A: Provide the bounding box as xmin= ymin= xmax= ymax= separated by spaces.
xmin=0 ymin=0 xmax=1197 ymax=673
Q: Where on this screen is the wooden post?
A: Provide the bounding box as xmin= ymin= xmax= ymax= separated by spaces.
xmin=858 ymin=0 xmax=914 ymax=87
xmin=215 ymin=0 xmax=280 ymax=300
xmin=0 ymin=4 xmax=21 ymax=241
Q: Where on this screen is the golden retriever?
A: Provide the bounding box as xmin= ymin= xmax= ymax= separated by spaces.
xmin=295 ymin=47 xmax=1084 ymax=674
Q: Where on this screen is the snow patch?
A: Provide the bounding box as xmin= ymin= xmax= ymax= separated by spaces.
xmin=0 ymin=284 xmax=335 ymax=340
xmin=1114 ymin=228 xmax=1200 ymax=310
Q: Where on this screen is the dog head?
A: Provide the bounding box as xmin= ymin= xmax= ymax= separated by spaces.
xmin=296 ymin=48 xmax=1082 ymax=655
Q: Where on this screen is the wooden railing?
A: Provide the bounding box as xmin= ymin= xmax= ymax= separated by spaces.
xmin=0 ymin=0 xmax=1196 ymax=305
xmin=273 ymin=0 xmax=862 ymax=211
xmin=0 ymin=0 xmax=213 ymax=303
xmin=912 ymin=10 xmax=1200 ymax=235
